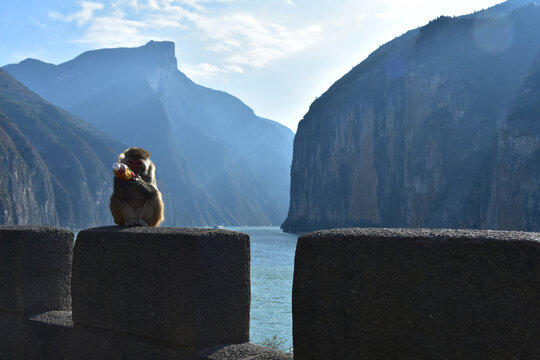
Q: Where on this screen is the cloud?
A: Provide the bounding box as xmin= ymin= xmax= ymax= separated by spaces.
xmin=30 ymin=18 xmax=48 ymax=28
xmin=148 ymin=0 xmax=161 ymax=10
xmin=375 ymin=12 xmax=396 ymax=19
xmin=193 ymin=13 xmax=322 ymax=67
xmin=180 ymin=61 xmax=243 ymax=79
xmin=74 ymin=15 xmax=151 ymax=47
xmin=224 ymin=64 xmax=244 ymax=73
xmin=49 ymin=0 xmax=323 ymax=75
xmin=49 ymin=1 xmax=104 ymax=26
xmin=177 ymin=0 xmax=239 ymax=10
xmin=177 ymin=0 xmax=208 ymax=11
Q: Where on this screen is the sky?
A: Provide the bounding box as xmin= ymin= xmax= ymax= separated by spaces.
xmin=0 ymin=0 xmax=504 ymax=132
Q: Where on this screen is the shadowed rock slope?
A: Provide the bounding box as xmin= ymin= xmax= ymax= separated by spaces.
xmin=0 ymin=69 xmax=123 ymax=228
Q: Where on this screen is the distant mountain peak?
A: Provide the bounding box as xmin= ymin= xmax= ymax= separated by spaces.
xmin=143 ymin=40 xmax=175 ymax=53
xmin=18 ymin=58 xmax=53 ymax=66
xmin=471 ymin=0 xmax=539 ymax=17
xmin=141 ymin=40 xmax=177 ymax=69
xmin=58 ymin=40 xmax=178 ymax=74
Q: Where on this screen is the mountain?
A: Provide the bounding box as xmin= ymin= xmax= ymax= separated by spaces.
xmin=4 ymin=41 xmax=294 ymax=226
xmin=282 ymin=1 xmax=540 ymax=233
xmin=0 ymin=68 xmax=124 ymax=228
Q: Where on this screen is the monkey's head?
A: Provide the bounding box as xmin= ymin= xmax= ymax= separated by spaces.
xmin=118 ymin=147 xmax=152 ymax=176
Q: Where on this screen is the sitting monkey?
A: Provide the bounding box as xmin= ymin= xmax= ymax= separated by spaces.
xmin=110 ymin=147 xmax=164 ymax=226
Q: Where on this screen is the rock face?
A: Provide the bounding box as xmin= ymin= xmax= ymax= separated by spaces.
xmin=0 ymin=110 xmax=57 ymax=225
xmin=282 ymin=1 xmax=540 ymax=233
xmin=0 ymin=69 xmax=123 ymax=228
xmin=4 ymin=41 xmax=294 ymax=226
xmin=490 ymin=53 xmax=540 ymax=230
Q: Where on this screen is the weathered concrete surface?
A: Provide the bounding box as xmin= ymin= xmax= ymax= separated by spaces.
xmin=25 ymin=311 xmax=195 ymax=360
xmin=293 ymin=227 xmax=540 ymax=360
xmin=23 ymin=311 xmax=115 ymax=360
xmin=72 ymin=226 xmax=250 ymax=349
xmin=1 ymin=310 xmax=194 ymax=360
xmin=1 ymin=310 xmax=291 ymax=360
xmin=0 ymin=226 xmax=73 ymax=315
xmin=0 ymin=311 xmax=24 ymax=359
xmin=199 ymin=343 xmax=293 ymax=360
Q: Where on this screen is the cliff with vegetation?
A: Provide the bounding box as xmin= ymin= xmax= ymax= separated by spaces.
xmin=0 ymin=69 xmax=123 ymax=228
xmin=283 ymin=1 xmax=540 ymax=233
xmin=491 ymin=52 xmax=540 ymax=229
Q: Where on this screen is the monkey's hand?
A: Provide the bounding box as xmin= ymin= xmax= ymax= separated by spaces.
xmin=130 ymin=176 xmax=159 ymax=199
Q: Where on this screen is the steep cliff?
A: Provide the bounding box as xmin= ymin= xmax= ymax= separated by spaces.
xmin=0 ymin=69 xmax=123 ymax=228
xmin=283 ymin=2 xmax=540 ymax=233
xmin=490 ymin=52 xmax=540 ymax=231
xmin=0 ymin=110 xmax=57 ymax=225
xmin=4 ymin=41 xmax=294 ymax=226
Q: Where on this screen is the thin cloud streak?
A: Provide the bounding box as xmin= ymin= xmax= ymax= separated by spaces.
xmin=74 ymin=16 xmax=151 ymax=47
xmin=49 ymin=1 xmax=104 ymax=26
xmin=194 ymin=13 xmax=322 ymax=68
xmin=180 ymin=61 xmax=244 ymax=80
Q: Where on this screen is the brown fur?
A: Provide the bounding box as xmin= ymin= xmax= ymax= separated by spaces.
xmin=110 ymin=147 xmax=164 ymax=227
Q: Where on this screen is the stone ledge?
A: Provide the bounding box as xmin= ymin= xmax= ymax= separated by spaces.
xmin=72 ymin=226 xmax=251 ymax=349
xmin=293 ymin=227 xmax=540 ymax=360
xmin=0 ymin=225 xmax=73 ymax=315
xmin=1 ymin=310 xmax=291 ymax=359
xmin=199 ymin=342 xmax=293 ymax=360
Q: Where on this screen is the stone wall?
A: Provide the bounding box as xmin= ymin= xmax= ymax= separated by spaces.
xmin=2 ymin=225 xmax=540 ymax=359
xmin=293 ymin=227 xmax=540 ymax=359
xmin=0 ymin=225 xmax=290 ymax=360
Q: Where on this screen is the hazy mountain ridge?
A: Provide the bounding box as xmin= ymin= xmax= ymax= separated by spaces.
xmin=283 ymin=1 xmax=540 ymax=233
xmin=0 ymin=68 xmax=124 ymax=228
xmin=5 ymin=41 xmax=294 ymax=226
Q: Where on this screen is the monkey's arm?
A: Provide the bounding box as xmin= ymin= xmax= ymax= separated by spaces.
xmin=129 ymin=176 xmax=160 ymax=198
xmin=112 ymin=177 xmax=126 ymax=200
xmin=113 ymin=177 xmax=156 ymax=199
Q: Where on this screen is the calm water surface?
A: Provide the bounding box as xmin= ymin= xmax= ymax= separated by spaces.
xmin=226 ymin=226 xmax=298 ymax=351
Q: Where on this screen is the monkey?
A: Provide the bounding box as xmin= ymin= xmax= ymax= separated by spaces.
xmin=110 ymin=147 xmax=164 ymax=227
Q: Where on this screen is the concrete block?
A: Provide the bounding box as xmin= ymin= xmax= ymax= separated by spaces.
xmin=0 ymin=311 xmax=24 ymax=358
xmin=72 ymin=226 xmax=250 ymax=349
xmin=0 ymin=226 xmax=73 ymax=315
xmin=23 ymin=311 xmax=197 ymax=360
xmin=8 ymin=311 xmax=287 ymax=360
xmin=293 ymin=228 xmax=540 ymax=360
xmin=199 ymin=343 xmax=293 ymax=360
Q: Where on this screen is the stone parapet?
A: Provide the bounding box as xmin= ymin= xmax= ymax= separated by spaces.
xmin=72 ymin=226 xmax=251 ymax=349
xmin=293 ymin=227 xmax=540 ymax=359
xmin=0 ymin=225 xmax=73 ymax=315
xmin=0 ymin=225 xmax=291 ymax=360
